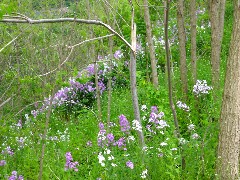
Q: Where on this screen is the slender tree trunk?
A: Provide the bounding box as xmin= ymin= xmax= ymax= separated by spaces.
xmin=130 ymin=19 xmax=145 ymax=148
xmin=209 ymin=0 xmax=226 ymax=98
xmin=164 ymin=0 xmax=185 ymax=169
xmin=176 ymin=0 xmax=188 ymax=97
xmin=143 ymin=0 xmax=159 ymax=89
xmin=216 ymin=2 xmax=240 ymax=179
xmin=107 ymin=36 xmax=113 ymax=126
xmin=190 ymin=0 xmax=197 ymax=83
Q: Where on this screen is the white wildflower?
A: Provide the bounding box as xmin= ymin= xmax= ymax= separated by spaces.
xmin=188 ymin=124 xmax=195 ymax=131
xmin=192 ymin=133 xmax=200 ymax=139
xmin=140 ymin=169 xmax=148 ymax=179
xmin=160 ymin=142 xmax=168 ymax=146
xmin=132 ymin=120 xmax=142 ymax=132
xmin=141 ymin=105 xmax=147 ymax=111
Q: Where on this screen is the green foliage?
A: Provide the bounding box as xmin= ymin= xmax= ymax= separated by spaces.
xmin=0 ymin=1 xmax=17 ymax=19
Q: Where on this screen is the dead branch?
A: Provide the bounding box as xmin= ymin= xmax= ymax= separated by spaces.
xmin=0 ymin=17 xmax=132 ymax=51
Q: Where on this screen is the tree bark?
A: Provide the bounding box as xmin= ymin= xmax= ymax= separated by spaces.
xmin=216 ymin=2 xmax=240 ymax=179
xmin=190 ymin=0 xmax=197 ymax=83
xmin=130 ymin=21 xmax=145 ymax=148
xmin=143 ymin=0 xmax=159 ymax=89
xmin=176 ymin=0 xmax=188 ymax=97
xmin=209 ymin=0 xmax=226 ymax=98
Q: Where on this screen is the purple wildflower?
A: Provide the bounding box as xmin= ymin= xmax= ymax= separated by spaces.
xmin=106 ymin=133 xmax=115 ymax=144
xmin=86 ymin=64 xmax=95 ymax=76
xmin=99 ymin=122 xmax=105 ymax=130
xmin=0 ymin=160 xmax=6 ymax=166
xmin=98 ymin=55 xmax=103 ymax=60
xmin=126 ymin=161 xmax=134 ymax=169
xmin=65 ymin=152 xmax=79 ymax=171
xmin=98 ymin=81 xmax=106 ymax=94
xmin=2 ymin=146 xmax=14 ymax=156
xmin=31 ymin=110 xmax=38 ymax=118
xmin=114 ymin=137 xmax=126 ymax=148
xmin=119 ymin=114 xmax=131 ymax=133
xmin=16 ymin=120 xmax=22 ymax=128
xmin=8 ymin=171 xmax=23 ymax=180
xmin=151 ymin=106 xmax=158 ymax=113
xmin=114 ymin=50 xmax=123 ymax=59
xmin=97 ymin=122 xmax=106 ymax=147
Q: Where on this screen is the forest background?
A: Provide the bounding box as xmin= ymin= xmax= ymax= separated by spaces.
xmin=0 ymin=0 xmax=239 ymax=179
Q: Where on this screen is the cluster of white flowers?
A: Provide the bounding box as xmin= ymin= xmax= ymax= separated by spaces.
xmin=188 ymin=124 xmax=195 ymax=131
xmin=98 ymin=148 xmax=117 ymax=167
xmin=176 ymin=101 xmax=190 ymax=112
xmin=156 ymin=120 xmax=170 ymax=129
xmin=132 ymin=120 xmax=142 ymax=132
xmin=141 ymin=105 xmax=147 ymax=111
xmin=179 ymin=138 xmax=188 ymax=145
xmin=193 ymin=80 xmax=212 ymax=96
xmin=140 ymin=169 xmax=148 ymax=179
xmin=98 ymin=152 xmax=105 ymax=167
xmin=160 ymin=142 xmax=168 ymax=147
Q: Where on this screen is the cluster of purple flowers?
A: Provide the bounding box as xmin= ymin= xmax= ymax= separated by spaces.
xmin=64 ymin=152 xmax=79 ymax=171
xmin=146 ymin=106 xmax=169 ymax=134
xmin=8 ymin=171 xmax=23 ymax=180
xmin=2 ymin=146 xmax=14 ymax=156
xmin=97 ymin=115 xmax=132 ymax=150
xmin=0 ymin=160 xmax=6 ymax=166
xmin=97 ymin=122 xmax=127 ymax=150
xmin=126 ymin=160 xmax=134 ymax=169
xmin=119 ymin=114 xmax=131 ymax=133
xmin=30 ymin=54 xmax=127 ymax=119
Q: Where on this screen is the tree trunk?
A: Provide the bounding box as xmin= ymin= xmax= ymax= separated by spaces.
xmin=216 ymin=2 xmax=240 ymax=179
xmin=190 ymin=0 xmax=197 ymax=83
xmin=130 ymin=21 xmax=145 ymax=148
xmin=176 ymin=0 xmax=188 ymax=97
xmin=143 ymin=0 xmax=159 ymax=89
xmin=209 ymin=0 xmax=226 ymax=98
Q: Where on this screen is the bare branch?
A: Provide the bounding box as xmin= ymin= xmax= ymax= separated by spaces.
xmin=37 ymin=34 xmax=114 ymax=77
xmin=69 ymin=34 xmax=114 ymax=48
xmin=0 ymin=17 xmax=132 ymax=51
xmin=0 ymin=96 xmax=14 ymax=108
xmin=0 ymin=28 xmax=28 ymax=53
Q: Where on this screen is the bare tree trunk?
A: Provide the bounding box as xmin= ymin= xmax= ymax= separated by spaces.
xmin=216 ymin=1 xmax=240 ymax=179
xmin=190 ymin=0 xmax=197 ymax=83
xmin=164 ymin=0 xmax=184 ymax=169
xmin=143 ymin=0 xmax=159 ymax=89
xmin=209 ymin=0 xmax=226 ymax=98
xmin=176 ymin=0 xmax=188 ymax=98
xmin=130 ymin=22 xmax=145 ymax=148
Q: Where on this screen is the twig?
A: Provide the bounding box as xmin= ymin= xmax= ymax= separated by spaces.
xmin=0 ymin=96 xmax=13 ymax=108
xmin=47 ymin=164 xmax=60 ymax=180
xmin=0 ymin=28 xmax=28 ymax=53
